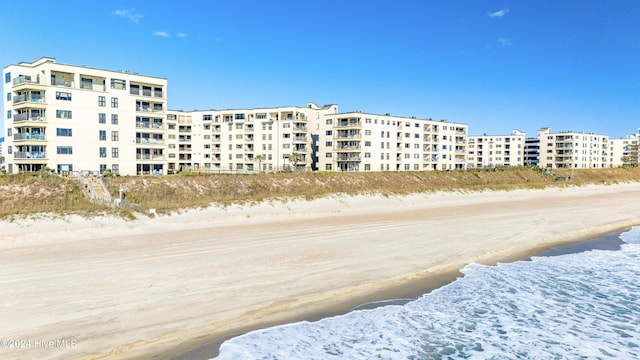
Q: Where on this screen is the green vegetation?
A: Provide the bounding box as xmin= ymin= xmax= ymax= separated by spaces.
xmin=2 ymin=166 xmax=640 ymax=219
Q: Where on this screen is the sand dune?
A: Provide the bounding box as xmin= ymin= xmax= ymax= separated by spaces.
xmin=1 ymin=183 xmax=640 ymax=360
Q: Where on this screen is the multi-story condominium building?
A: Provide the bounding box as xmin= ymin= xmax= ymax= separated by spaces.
xmin=316 ymin=112 xmax=467 ymax=172
xmin=466 ymin=130 xmax=525 ymax=168
xmin=608 ymin=134 xmax=638 ymax=168
xmin=537 ymin=128 xmax=609 ymax=169
xmin=3 ymin=57 xmax=167 ymax=175
xmin=166 ymin=103 xmax=338 ymax=173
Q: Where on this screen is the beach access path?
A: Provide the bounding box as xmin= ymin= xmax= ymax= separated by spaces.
xmin=1 ymin=183 xmax=640 ymax=360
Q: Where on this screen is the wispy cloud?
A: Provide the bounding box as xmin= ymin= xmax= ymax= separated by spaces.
xmin=498 ymin=38 xmax=513 ymax=47
xmin=176 ymin=32 xmax=186 ymax=38
xmin=113 ymin=9 xmax=144 ymax=23
xmin=488 ymin=9 xmax=510 ymax=18
xmin=154 ymin=31 xmax=170 ymax=38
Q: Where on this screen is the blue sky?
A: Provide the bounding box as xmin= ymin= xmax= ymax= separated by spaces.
xmin=1 ymin=1 xmax=638 ymax=138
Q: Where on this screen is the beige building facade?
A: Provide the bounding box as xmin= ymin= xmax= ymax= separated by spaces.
xmin=166 ymin=103 xmax=338 ymax=173
xmin=3 ymin=57 xmax=167 ymax=176
xmin=316 ymin=112 xmax=467 ymax=172
xmin=467 ymin=130 xmax=526 ymax=168
xmin=537 ymin=128 xmax=609 ymax=169
xmin=608 ymin=134 xmax=638 ymax=168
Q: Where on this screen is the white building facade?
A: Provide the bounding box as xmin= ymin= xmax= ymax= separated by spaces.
xmin=166 ymin=103 xmax=339 ymax=173
xmin=316 ymin=112 xmax=467 ymax=172
xmin=466 ymin=130 xmax=526 ymax=168
xmin=3 ymin=57 xmax=168 ymax=176
xmin=537 ymin=128 xmax=609 ymax=169
xmin=608 ymin=134 xmax=638 ymax=168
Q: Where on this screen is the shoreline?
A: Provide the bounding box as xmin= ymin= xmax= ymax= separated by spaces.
xmin=169 ymin=229 xmax=628 ymax=360
xmin=1 ymin=183 xmax=640 ymax=360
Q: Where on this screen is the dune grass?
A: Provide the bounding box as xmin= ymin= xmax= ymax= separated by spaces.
xmin=2 ymin=166 xmax=640 ymax=219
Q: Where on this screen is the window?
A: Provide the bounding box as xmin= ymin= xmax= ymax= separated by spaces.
xmin=81 ymin=78 xmax=93 ymax=89
xmin=56 ymin=128 xmax=73 ymax=137
xmin=7 ymin=92 xmax=11 ymax=101
xmin=256 ymin=113 xmax=267 ymax=119
xmin=111 ymin=131 xmax=119 ymax=141
xmin=365 ymin=130 xmax=371 ymax=135
xmin=57 ymin=146 xmax=73 ymax=155
xmin=326 ymin=119 xmax=333 ymax=125
xmin=7 ymin=146 xmax=11 ymax=154
xmin=56 ymin=91 xmax=72 ymax=101
xmin=99 ymin=130 xmax=106 ymax=141
xmin=112 ymin=164 xmax=119 ymax=174
xmin=154 ymin=87 xmax=163 ymax=97
xmin=56 ymin=110 xmax=72 ymax=119
xmin=283 ymin=133 xmax=291 ymax=139
xmin=7 ymin=110 xmax=11 ymax=119
xmin=99 ymin=147 xmax=107 ymax=157
xmin=111 ymin=114 xmax=118 ymax=125
xmin=325 ymin=164 xmax=332 ymax=171
xmin=203 ymin=114 xmax=212 ymax=121
xmin=100 ymin=164 xmax=107 ymax=173
xmin=111 ymin=78 xmax=126 ymax=90
xmin=365 ymin=141 xmax=371 ymax=147
xmin=7 ymin=129 xmax=12 ymax=136
xmin=365 ymin=118 xmax=371 ymax=124
xmin=325 ymin=141 xmax=332 ymax=146
xmin=364 ymin=152 xmax=371 ymax=158
xmin=112 ymin=147 xmax=119 ymax=158
xmin=5 ymin=72 xmax=10 ymax=83
xmin=98 ymin=96 xmax=106 ymax=107
xmin=325 ymin=153 xmax=332 ymax=158
xmin=130 ymin=84 xmax=140 ymax=95
xmin=111 ymin=97 xmax=118 ymax=108
xmin=283 ymin=123 xmax=290 ymax=128
xmin=326 ymin=130 xmax=332 ymax=136
xmin=234 ymin=113 xmax=245 ymax=120
xmin=99 ymin=113 xmax=106 ymax=124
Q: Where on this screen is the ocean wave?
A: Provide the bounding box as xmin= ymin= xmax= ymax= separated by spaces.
xmin=215 ymin=227 xmax=640 ymax=359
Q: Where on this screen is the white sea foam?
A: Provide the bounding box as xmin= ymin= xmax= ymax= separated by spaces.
xmin=214 ymin=228 xmax=640 ymax=359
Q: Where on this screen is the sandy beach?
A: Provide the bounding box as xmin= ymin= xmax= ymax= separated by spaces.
xmin=1 ymin=183 xmax=640 ymax=360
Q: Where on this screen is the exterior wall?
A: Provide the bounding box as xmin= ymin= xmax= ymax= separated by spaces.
xmin=537 ymin=128 xmax=609 ymax=169
xmin=3 ymin=57 xmax=167 ymax=176
xmin=0 ymin=137 xmax=4 ymax=168
xmin=467 ymin=130 xmax=525 ymax=168
xmin=316 ymin=113 xmax=467 ymax=172
xmin=608 ymin=134 xmax=638 ymax=167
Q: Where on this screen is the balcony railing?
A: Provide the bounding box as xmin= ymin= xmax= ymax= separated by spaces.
xmin=293 ymin=136 xmax=307 ymax=142
xmin=14 ymin=151 xmax=46 ymax=159
xmin=51 ymin=78 xmax=74 ymax=87
xmin=136 ymin=154 xmax=165 ymax=160
xmin=136 ymin=122 xmax=164 ymax=129
xmin=13 ymin=75 xmax=41 ymax=86
xmin=136 ymin=106 xmax=164 ymax=113
xmin=336 ymin=155 xmax=361 ymax=161
xmin=14 ymin=133 xmax=45 ymax=141
xmin=136 ymin=138 xmax=164 ymax=145
xmin=14 ymin=113 xmax=45 ymax=123
xmin=13 ymin=95 xmax=45 ymax=104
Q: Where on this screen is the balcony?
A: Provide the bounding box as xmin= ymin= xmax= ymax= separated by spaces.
xmin=51 ymin=78 xmax=74 ymax=87
xmin=136 ymin=106 xmax=164 ymax=114
xmin=14 ymin=112 xmax=46 ymax=124
xmin=136 ymin=138 xmax=164 ymax=145
xmin=136 ymin=122 xmax=164 ymax=130
xmin=136 ymin=154 xmax=165 ymax=161
xmin=14 ymin=151 xmax=47 ymax=160
xmin=293 ymin=135 xmax=307 ymax=142
xmin=13 ymin=75 xmax=45 ymax=91
xmin=14 ymin=133 xmax=45 ymax=141
xmin=13 ymin=94 xmax=45 ymax=105
xmin=336 ymin=155 xmax=361 ymax=161
xmin=335 ymin=121 xmax=361 ymax=128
